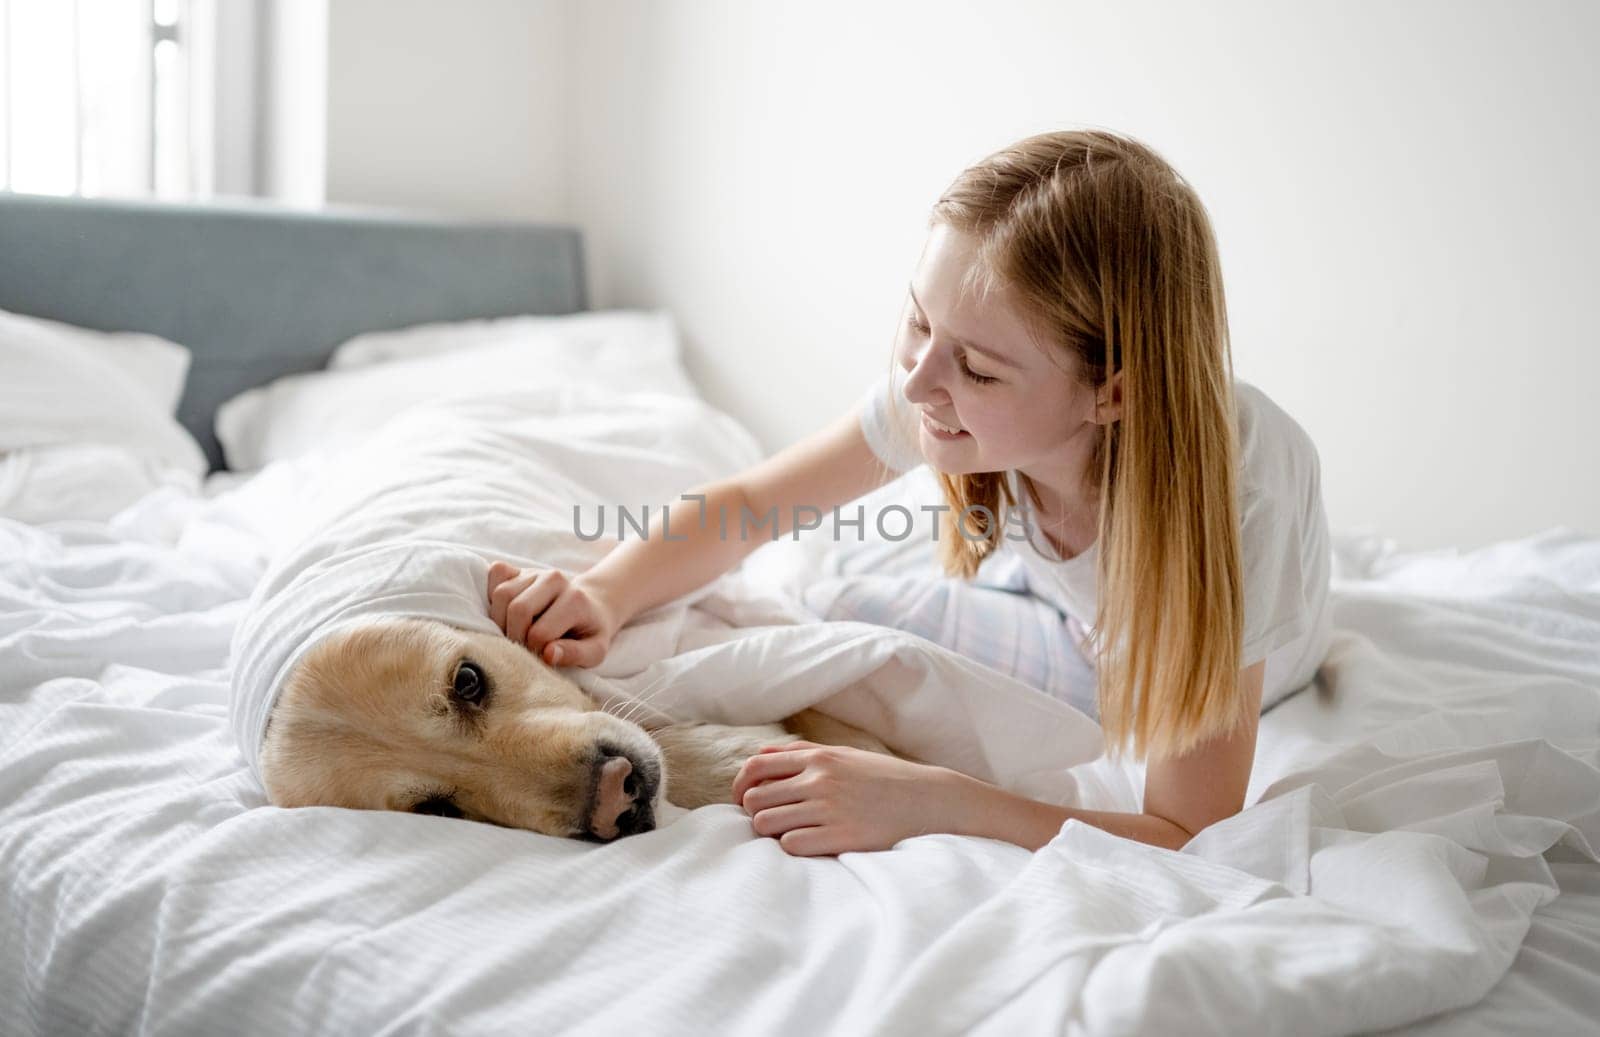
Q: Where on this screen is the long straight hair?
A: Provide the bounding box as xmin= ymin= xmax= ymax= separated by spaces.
xmin=900 ymin=130 xmax=1248 ymax=759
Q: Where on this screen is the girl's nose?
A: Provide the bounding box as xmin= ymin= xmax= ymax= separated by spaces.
xmin=901 ymin=347 xmax=951 ymax=407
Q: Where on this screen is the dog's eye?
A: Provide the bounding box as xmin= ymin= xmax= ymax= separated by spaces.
xmin=412 ymin=795 xmax=463 ymax=819
xmin=452 ymin=661 xmax=488 ymax=705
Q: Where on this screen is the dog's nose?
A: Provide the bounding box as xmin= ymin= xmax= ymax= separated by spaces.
xmin=587 ymin=749 xmax=655 ymax=840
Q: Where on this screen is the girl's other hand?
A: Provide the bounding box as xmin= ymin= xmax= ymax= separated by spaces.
xmin=731 ymin=741 xmax=980 ymax=856
xmin=486 ymin=561 xmax=620 ymax=669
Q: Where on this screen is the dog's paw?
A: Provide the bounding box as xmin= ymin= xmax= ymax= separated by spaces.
xmin=652 ymin=721 xmax=792 ymax=809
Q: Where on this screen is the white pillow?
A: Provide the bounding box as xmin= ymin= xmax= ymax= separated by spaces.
xmin=216 ymin=309 xmax=701 ymax=470
xmin=0 ymin=307 xmax=207 ymax=493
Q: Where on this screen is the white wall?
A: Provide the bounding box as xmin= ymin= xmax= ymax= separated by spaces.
xmin=322 ymin=0 xmax=1600 ymax=553
xmin=567 ymin=0 xmax=1599 ymax=553
xmin=324 ymin=0 xmax=570 ymax=220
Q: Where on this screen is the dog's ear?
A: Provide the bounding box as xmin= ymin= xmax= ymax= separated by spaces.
xmin=264 ymin=621 xmax=417 ymax=798
xmin=282 ymin=620 xmax=412 ymax=716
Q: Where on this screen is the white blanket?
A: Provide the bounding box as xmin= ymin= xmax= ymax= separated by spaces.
xmin=3 ymin=389 xmax=1598 ymax=1035
xmin=228 ymin=389 xmax=1109 ymax=798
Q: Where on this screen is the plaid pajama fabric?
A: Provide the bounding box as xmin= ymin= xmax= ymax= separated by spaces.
xmin=800 ymin=549 xmax=1103 ymax=719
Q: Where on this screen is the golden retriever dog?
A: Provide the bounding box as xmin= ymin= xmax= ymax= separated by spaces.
xmin=259 ymin=616 xmax=899 ymax=841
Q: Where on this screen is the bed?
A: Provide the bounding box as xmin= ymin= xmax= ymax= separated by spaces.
xmin=2 ymin=193 xmax=1597 ymax=1036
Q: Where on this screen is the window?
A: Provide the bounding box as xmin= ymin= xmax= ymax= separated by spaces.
xmin=0 ymin=0 xmax=219 ymax=200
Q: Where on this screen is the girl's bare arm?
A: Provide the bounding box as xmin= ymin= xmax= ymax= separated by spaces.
xmin=577 ymin=406 xmax=900 ymax=628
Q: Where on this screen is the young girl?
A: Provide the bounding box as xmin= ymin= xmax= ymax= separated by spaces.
xmin=487 ymin=129 xmax=1333 ymax=857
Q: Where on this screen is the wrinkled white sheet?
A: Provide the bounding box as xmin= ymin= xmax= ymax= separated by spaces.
xmin=2 ymin=393 xmax=1598 ymax=1034
xmin=0 ymin=444 xmax=202 ymax=524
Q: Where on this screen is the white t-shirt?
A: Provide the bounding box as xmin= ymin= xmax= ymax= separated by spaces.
xmin=857 ymin=367 xmax=1333 ymax=708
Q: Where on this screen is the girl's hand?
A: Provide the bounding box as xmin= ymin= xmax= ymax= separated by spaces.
xmin=731 ymin=741 xmax=979 ymax=856
xmin=486 ymin=561 xmax=621 ymax=668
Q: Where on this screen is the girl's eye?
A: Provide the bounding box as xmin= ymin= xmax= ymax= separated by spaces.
xmin=452 ymin=661 xmax=489 ymax=705
xmin=907 ymin=315 xmax=1000 ymax=385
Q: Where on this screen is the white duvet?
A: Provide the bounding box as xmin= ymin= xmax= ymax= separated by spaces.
xmin=3 ymin=388 xmax=1599 ymax=1036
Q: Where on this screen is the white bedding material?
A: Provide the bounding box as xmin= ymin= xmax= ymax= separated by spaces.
xmin=2 ymin=390 xmax=1598 ymax=1033
xmin=214 ymin=309 xmax=701 ymax=470
xmin=228 ymin=388 xmax=1108 ymax=798
xmin=224 ymin=386 xmax=765 ymax=779
xmin=0 ymin=444 xmax=202 ymax=524
xmin=0 ymin=305 xmax=193 ymax=418
xmin=0 ymin=307 xmax=207 ymax=498
xmin=326 ymin=307 xmax=693 ymax=375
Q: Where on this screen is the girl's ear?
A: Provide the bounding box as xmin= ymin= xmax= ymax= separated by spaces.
xmin=1094 ymin=371 xmax=1124 ymax=425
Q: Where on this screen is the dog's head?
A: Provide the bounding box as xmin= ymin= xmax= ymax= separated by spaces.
xmin=259 ymin=616 xmax=664 ymax=841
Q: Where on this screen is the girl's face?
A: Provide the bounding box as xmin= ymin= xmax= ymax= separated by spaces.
xmin=895 ymin=223 xmax=1111 ymax=497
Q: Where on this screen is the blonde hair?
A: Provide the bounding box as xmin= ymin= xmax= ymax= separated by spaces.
xmin=893 ymin=129 xmax=1247 ymax=759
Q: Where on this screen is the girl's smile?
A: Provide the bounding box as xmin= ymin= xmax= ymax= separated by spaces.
xmin=920 ymin=410 xmax=968 ymax=439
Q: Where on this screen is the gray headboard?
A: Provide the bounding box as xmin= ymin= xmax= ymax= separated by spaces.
xmin=0 ymin=193 xmax=588 ymax=470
